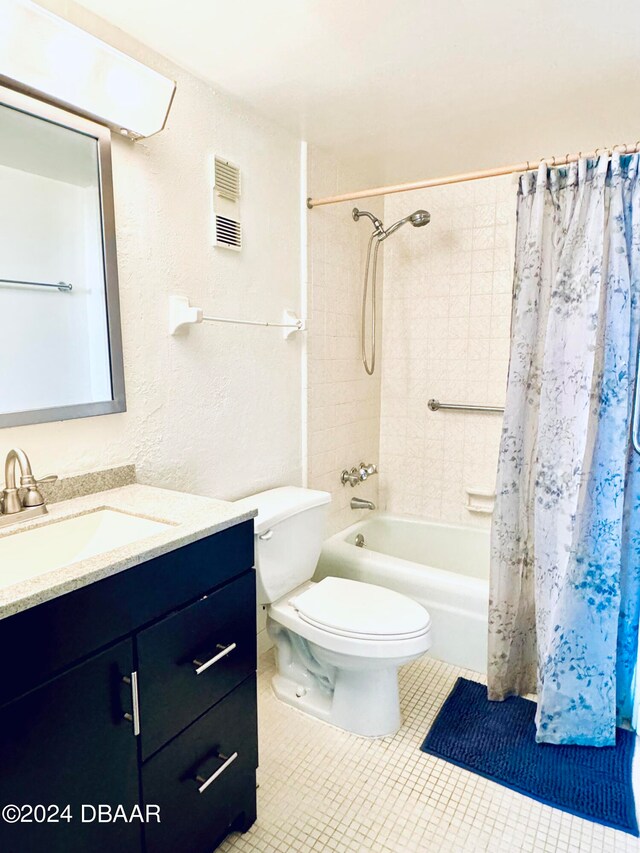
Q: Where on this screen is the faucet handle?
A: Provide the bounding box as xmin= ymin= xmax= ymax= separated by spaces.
xmin=341 ymin=468 xmax=360 ymax=487
xmin=20 ymin=473 xmax=58 ymax=487
xmin=20 ymin=474 xmax=57 ymax=509
xmin=359 ymin=463 xmax=377 ymax=476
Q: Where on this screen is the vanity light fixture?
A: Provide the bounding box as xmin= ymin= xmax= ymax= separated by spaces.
xmin=0 ymin=0 xmax=175 ymax=139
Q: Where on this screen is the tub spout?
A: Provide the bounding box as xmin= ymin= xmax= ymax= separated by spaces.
xmin=351 ymin=497 xmax=375 ymax=511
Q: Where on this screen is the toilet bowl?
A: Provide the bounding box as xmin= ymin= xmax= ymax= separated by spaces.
xmin=235 ymin=487 xmax=432 ymax=737
xmin=269 ymin=576 xmax=430 ymax=736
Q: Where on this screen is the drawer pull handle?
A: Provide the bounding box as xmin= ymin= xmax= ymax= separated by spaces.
xmin=258 ymin=529 xmax=273 ymax=540
xmin=193 ymin=642 xmax=237 ymax=675
xmin=196 ymin=752 xmax=238 ymax=793
xmin=122 ymin=671 xmax=141 ymax=736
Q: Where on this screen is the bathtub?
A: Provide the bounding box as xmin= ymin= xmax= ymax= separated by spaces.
xmin=315 ymin=514 xmax=490 ymax=673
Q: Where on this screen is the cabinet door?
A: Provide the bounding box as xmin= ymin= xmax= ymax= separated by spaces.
xmin=0 ymin=639 xmax=140 ymax=853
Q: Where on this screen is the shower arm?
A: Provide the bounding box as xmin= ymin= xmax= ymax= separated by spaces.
xmin=352 ymin=208 xmax=384 ymax=235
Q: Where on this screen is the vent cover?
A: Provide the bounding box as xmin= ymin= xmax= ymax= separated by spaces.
xmin=214 ymin=157 xmax=241 ymax=202
xmin=215 ymin=215 xmax=242 ymax=250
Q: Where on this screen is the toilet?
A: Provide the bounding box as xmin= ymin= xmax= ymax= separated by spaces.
xmin=238 ymin=486 xmax=431 ymax=737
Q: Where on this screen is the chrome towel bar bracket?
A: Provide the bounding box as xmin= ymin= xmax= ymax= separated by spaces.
xmin=428 ymin=398 xmax=504 ymax=414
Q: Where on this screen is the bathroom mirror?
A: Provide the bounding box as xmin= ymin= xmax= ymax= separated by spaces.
xmin=0 ymin=84 xmax=125 ymax=428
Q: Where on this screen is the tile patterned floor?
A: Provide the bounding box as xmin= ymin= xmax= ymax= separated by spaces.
xmin=220 ymin=652 xmax=640 ymax=853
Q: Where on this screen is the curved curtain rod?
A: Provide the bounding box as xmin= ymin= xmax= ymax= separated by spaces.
xmin=306 ymin=141 xmax=640 ymax=209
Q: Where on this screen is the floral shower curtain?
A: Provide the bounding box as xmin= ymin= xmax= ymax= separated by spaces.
xmin=488 ymin=153 xmax=640 ymax=746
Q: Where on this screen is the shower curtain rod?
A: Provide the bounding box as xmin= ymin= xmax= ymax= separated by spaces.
xmin=306 ymin=141 xmax=640 ymax=209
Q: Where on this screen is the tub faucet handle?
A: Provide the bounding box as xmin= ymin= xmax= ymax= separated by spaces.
xmin=341 ymin=468 xmax=360 ymax=487
xmin=359 ymin=462 xmax=377 ymax=479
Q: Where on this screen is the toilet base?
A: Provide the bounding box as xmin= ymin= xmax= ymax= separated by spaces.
xmin=330 ymin=665 xmax=401 ymax=736
xmin=271 ymin=665 xmax=402 ymax=737
xmin=269 ymin=619 xmax=407 ymax=737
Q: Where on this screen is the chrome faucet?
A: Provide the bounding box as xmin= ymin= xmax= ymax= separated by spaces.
xmin=0 ymin=448 xmax=58 ymax=527
xmin=351 ymin=497 xmax=376 ymax=511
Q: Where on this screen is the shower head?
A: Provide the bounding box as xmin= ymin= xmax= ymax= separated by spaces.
xmin=381 ymin=209 xmax=431 ymax=239
xmin=352 ymin=206 xmax=431 ymax=241
xmin=409 ymin=210 xmax=431 ymax=227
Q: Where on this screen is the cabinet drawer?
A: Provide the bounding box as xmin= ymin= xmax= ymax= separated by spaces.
xmin=0 ymin=520 xmax=254 ymax=707
xmin=138 ymin=570 xmax=256 ymax=758
xmin=142 ymin=676 xmax=258 ymax=853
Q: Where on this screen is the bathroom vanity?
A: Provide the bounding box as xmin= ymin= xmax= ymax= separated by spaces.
xmin=0 ymin=484 xmax=258 ymax=853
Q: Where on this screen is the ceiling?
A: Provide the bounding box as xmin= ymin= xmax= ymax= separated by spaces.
xmin=74 ymin=0 xmax=640 ymax=188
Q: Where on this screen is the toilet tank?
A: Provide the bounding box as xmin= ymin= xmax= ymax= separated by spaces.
xmin=236 ymin=487 xmax=331 ymax=604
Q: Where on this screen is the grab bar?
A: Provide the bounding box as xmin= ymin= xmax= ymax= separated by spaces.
xmin=0 ymin=278 xmax=72 ymax=292
xmin=428 ymin=398 xmax=504 ymax=414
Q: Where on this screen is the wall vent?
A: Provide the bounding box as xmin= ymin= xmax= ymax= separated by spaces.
xmin=215 ymin=215 xmax=242 ymax=250
xmin=214 ymin=156 xmax=241 ymax=202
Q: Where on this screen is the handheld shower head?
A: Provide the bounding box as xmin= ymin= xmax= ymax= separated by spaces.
xmin=409 ymin=209 xmax=431 ymax=227
xmin=381 ymin=209 xmax=431 ymax=239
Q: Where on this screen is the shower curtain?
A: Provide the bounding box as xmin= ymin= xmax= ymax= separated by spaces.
xmin=488 ymin=153 xmax=640 ymax=746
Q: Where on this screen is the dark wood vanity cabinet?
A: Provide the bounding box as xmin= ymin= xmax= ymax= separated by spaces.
xmin=0 ymin=520 xmax=257 ymax=853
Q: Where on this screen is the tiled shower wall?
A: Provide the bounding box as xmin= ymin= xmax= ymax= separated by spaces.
xmin=378 ymin=175 xmax=517 ymax=527
xmin=306 ymin=147 xmax=383 ymax=534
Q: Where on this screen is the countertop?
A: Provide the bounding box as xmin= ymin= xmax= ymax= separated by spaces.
xmin=0 ymin=483 xmax=256 ymax=621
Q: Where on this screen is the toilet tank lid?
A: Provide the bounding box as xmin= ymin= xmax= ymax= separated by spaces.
xmin=235 ymin=487 xmax=331 ymax=534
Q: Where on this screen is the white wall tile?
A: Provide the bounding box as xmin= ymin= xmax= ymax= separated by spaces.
xmin=306 ymin=147 xmax=383 ymax=534
xmin=380 ymin=176 xmax=517 ymax=528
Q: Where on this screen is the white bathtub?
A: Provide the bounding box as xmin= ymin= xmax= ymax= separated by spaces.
xmin=315 ymin=514 xmax=490 ymax=673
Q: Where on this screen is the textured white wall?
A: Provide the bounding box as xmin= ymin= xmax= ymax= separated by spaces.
xmin=378 ymin=176 xmax=517 ymax=527
xmin=306 ymin=146 xmax=383 ymax=534
xmin=2 ymin=0 xmax=303 ymax=502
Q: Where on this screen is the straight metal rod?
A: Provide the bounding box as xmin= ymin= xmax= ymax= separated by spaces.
xmin=0 ymin=278 xmax=72 ymax=292
xmin=307 ymin=142 xmax=640 ymax=208
xmin=202 ymin=314 xmax=302 ymax=330
xmin=428 ymin=398 xmax=504 ymax=414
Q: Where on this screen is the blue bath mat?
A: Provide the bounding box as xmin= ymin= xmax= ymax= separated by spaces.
xmin=421 ymin=677 xmax=638 ymax=836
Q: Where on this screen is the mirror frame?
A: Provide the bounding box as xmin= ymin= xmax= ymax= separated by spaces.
xmin=0 ymin=83 xmax=126 ymax=429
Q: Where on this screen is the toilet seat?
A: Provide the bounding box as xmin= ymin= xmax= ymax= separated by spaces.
xmin=289 ymin=577 xmax=431 ymax=641
xmin=269 ymin=579 xmax=431 ymax=660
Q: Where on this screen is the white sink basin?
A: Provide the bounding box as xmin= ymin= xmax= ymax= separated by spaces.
xmin=0 ymin=509 xmax=172 ymax=590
